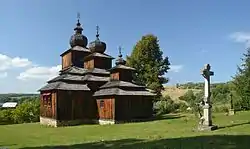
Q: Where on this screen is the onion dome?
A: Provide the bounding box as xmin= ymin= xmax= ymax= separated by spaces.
xmin=69 ymin=14 xmax=88 ymax=48
xmin=115 ymin=46 xmax=126 ymax=65
xmin=89 ymin=25 xmax=106 ymax=53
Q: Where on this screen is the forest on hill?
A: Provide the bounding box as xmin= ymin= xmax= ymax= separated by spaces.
xmin=175 ymin=82 xmax=228 ymax=90
xmin=0 ymin=94 xmax=39 ymax=103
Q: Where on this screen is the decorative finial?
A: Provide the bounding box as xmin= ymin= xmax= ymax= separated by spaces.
xmin=115 ymin=46 xmax=126 ymax=65
xmin=96 ymin=25 xmax=100 ymax=39
xmin=77 ymin=12 xmax=80 ymax=24
xmin=118 ymin=46 xmax=122 ymax=57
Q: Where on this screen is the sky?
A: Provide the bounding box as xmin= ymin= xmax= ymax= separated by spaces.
xmin=0 ymin=0 xmax=250 ymax=93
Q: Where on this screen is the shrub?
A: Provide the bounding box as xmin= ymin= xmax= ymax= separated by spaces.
xmin=12 ymin=99 xmax=40 ymax=123
xmin=212 ymin=104 xmax=230 ymax=113
xmin=0 ymin=98 xmax=40 ymax=125
xmin=178 ymin=102 xmax=188 ymax=112
xmin=153 ymin=96 xmax=186 ymax=115
xmin=0 ymin=109 xmax=14 ymax=124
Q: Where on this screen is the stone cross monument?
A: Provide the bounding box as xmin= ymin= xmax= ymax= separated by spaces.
xmin=199 ymin=64 xmax=218 ymax=131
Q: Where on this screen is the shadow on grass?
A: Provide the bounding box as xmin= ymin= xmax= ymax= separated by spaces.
xmin=19 ymin=135 xmax=250 ymax=149
xmin=153 ymin=114 xmax=185 ymax=121
xmin=116 ymin=114 xmax=185 ymax=124
xmin=218 ymin=121 xmax=250 ymax=130
xmin=0 ymin=121 xmax=17 ymax=125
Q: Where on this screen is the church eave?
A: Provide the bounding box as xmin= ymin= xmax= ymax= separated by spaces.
xmin=39 ymin=81 xmax=90 ymax=92
xmin=93 ymin=88 xmax=156 ymax=97
xmin=83 ymin=52 xmax=114 ymax=61
xmin=109 ymin=65 xmax=136 ymax=71
xmin=60 ymin=66 xmax=88 ymax=75
xmin=60 ymin=46 xmax=91 ymax=57
xmin=99 ymin=80 xmax=145 ymax=89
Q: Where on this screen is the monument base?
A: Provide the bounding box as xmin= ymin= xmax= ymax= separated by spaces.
xmin=229 ymin=109 xmax=235 ymax=116
xmin=197 ymin=124 xmax=218 ymax=131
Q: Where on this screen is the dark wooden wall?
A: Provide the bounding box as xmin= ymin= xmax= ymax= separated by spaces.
xmin=115 ymin=96 xmax=153 ymax=121
xmin=84 ymin=59 xmax=94 ymax=69
xmin=94 ymin=58 xmax=112 ymax=69
xmin=40 ymin=91 xmax=57 ymax=119
xmin=62 ymin=52 xmax=72 ymax=70
xmin=57 ymin=90 xmax=97 ymax=121
xmin=119 ymin=70 xmax=133 ymax=82
xmin=96 ymin=98 xmax=115 ymax=120
xmin=87 ymin=82 xmax=107 ymax=92
xmin=84 ymin=58 xmax=112 ymax=70
xmin=110 ymin=70 xmax=133 ymax=82
xmin=111 ymin=72 xmax=119 ymax=80
xmin=72 ymin=51 xmax=89 ymax=68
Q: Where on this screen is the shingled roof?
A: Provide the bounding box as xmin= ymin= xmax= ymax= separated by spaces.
xmin=82 ymin=74 xmax=110 ymax=82
xmin=109 ymin=64 xmax=136 ymax=71
xmin=93 ymin=87 xmax=155 ymax=96
xmin=48 ymin=74 xmax=84 ymax=83
xmin=83 ymin=68 xmax=110 ymax=75
xmin=100 ymin=80 xmax=145 ymax=89
xmin=60 ymin=46 xmax=91 ymax=56
xmin=60 ymin=66 xmax=87 ymax=75
xmin=39 ymin=81 xmax=90 ymax=91
xmin=84 ymin=52 xmax=114 ymax=61
xmin=48 ymin=67 xmax=110 ymax=83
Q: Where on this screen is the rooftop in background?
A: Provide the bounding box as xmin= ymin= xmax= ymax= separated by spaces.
xmin=2 ymin=102 xmax=18 ymax=108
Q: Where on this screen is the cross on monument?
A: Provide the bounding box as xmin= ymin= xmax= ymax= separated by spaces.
xmin=201 ymin=64 xmax=214 ymax=103
xmin=199 ymin=64 xmax=217 ymax=131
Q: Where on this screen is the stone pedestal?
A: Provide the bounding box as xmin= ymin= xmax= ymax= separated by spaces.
xmin=197 ymin=105 xmax=218 ymax=131
xmin=197 ymin=124 xmax=218 ymax=131
xmin=229 ymin=109 xmax=235 ymax=116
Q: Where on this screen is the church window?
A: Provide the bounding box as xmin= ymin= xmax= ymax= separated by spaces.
xmin=100 ymin=100 xmax=104 ymax=108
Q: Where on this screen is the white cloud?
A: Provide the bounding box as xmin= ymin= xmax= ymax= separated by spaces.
xmin=17 ymin=65 xmax=61 ymax=81
xmin=0 ymin=72 xmax=7 ymax=78
xmin=0 ymin=54 xmax=32 ymax=71
xmin=230 ymin=32 xmax=250 ymax=47
xmin=169 ymin=65 xmax=183 ymax=73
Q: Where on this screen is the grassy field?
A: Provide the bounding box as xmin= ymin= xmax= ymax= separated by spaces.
xmin=0 ymin=112 xmax=250 ymax=149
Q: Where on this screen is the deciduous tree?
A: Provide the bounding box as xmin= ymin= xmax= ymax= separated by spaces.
xmin=126 ymin=34 xmax=170 ymax=98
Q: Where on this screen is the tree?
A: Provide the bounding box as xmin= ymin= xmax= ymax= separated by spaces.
xmin=126 ymin=34 xmax=170 ymax=97
xmin=12 ymin=99 xmax=40 ymax=123
xmin=179 ymin=90 xmax=196 ymax=103
xmin=232 ymin=47 xmax=250 ymax=110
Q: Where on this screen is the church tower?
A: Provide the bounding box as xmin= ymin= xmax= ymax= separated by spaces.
xmin=60 ymin=13 xmax=91 ymax=69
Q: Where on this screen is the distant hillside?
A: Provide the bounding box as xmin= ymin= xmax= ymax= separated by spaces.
xmin=162 ymin=86 xmax=201 ymax=101
xmin=0 ymin=93 xmax=39 ymax=103
xmin=163 ymin=82 xmax=228 ymax=101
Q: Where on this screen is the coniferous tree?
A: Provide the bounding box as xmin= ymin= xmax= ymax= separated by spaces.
xmin=126 ymin=34 xmax=170 ymax=98
xmin=232 ymin=47 xmax=250 ymax=110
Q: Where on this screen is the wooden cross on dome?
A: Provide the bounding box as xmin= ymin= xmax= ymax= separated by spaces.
xmin=77 ymin=12 xmax=80 ymax=21
xmin=96 ymin=25 xmax=100 ymax=39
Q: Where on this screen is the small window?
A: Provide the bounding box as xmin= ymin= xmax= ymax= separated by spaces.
xmin=100 ymin=100 xmax=104 ymax=108
xmin=42 ymin=93 xmax=52 ymax=108
xmin=47 ymin=96 xmax=52 ymax=107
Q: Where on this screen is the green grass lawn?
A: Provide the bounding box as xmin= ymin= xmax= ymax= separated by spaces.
xmin=0 ymin=112 xmax=250 ymax=149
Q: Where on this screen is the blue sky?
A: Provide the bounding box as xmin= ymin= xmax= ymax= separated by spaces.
xmin=0 ymin=0 xmax=250 ymax=93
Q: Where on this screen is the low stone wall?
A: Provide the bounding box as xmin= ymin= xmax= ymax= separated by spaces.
xmin=98 ymin=119 xmax=115 ymax=125
xmin=98 ymin=117 xmax=154 ymax=125
xmin=40 ymin=117 xmax=96 ymax=127
xmin=40 ymin=117 xmax=155 ymax=127
xmin=40 ymin=117 xmax=57 ymax=127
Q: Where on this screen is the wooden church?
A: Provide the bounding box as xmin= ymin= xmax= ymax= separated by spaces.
xmin=39 ymin=17 xmax=155 ymax=127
